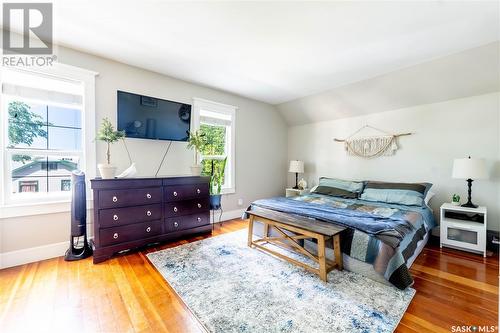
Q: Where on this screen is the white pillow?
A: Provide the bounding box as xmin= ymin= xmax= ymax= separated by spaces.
xmin=424 ymin=190 xmax=435 ymax=205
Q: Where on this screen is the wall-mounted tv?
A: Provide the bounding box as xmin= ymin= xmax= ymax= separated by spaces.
xmin=117 ymin=90 xmax=191 ymax=141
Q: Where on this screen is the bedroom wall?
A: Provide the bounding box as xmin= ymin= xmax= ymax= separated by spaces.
xmin=0 ymin=45 xmax=288 ymax=264
xmin=286 ymin=92 xmax=500 ymax=232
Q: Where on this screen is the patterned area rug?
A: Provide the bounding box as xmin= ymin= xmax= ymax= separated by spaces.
xmin=147 ymin=230 xmax=415 ymax=333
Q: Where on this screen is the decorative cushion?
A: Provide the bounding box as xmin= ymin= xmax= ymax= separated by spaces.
xmin=360 ymin=181 xmax=432 ymax=206
xmin=311 ymin=177 xmax=364 ymax=199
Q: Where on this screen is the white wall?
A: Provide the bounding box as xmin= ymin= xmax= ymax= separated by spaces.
xmin=0 ymin=45 xmax=288 ymax=258
xmin=287 ymin=93 xmax=500 ymax=231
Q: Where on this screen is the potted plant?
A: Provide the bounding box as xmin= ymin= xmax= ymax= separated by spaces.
xmin=452 ymin=194 xmax=461 ymax=206
xmin=187 ymin=130 xmax=205 ymax=176
xmin=96 ymin=118 xmax=125 ymax=179
xmin=207 ymin=157 xmax=227 ymax=209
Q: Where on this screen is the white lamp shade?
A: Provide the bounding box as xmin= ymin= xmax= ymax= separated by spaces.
xmin=289 ymin=160 xmax=304 ymax=173
xmin=452 ymin=158 xmax=488 ymax=180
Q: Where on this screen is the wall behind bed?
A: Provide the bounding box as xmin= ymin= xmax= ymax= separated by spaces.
xmin=287 ymin=92 xmax=500 ymax=232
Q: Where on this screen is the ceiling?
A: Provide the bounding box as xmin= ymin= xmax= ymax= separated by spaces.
xmin=277 ymin=42 xmax=500 ymax=125
xmin=2 ymin=1 xmax=499 ymax=105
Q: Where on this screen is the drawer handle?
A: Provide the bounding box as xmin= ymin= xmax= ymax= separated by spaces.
xmin=146 ymin=226 xmax=151 ymax=233
xmin=113 ymin=214 xmax=118 ymax=221
xmin=112 ymin=196 xmax=118 ymax=203
xmin=146 ymin=193 xmax=152 ymax=199
xmin=113 ymin=233 xmax=119 ymax=239
xmin=197 ymin=203 xmax=202 ymax=208
xmin=173 ymin=207 xmax=178 ymax=213
xmin=146 ymin=210 xmax=152 ymax=216
xmin=197 ymin=188 xmax=201 ymax=194
xmin=197 ymin=217 xmax=202 ymax=222
xmin=174 ymin=222 xmax=179 ymax=228
xmin=173 ymin=191 xmax=178 ymax=197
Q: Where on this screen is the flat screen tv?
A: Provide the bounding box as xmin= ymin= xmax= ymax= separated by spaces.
xmin=117 ymin=90 xmax=191 ymax=141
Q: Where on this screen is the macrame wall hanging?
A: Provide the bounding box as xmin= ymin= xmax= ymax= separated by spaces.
xmin=334 ymin=125 xmax=413 ymax=158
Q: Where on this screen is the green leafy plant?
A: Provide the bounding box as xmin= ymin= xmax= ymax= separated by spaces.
xmin=8 ymin=101 xmax=48 ymax=164
xmin=452 ymin=194 xmax=460 ymax=203
xmin=187 ymin=130 xmax=206 ymax=164
xmin=208 ymin=157 xmax=227 ymax=195
xmin=96 ymin=118 xmax=125 ymax=164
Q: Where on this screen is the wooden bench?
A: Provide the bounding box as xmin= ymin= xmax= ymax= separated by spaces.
xmin=246 ymin=208 xmax=346 ymax=282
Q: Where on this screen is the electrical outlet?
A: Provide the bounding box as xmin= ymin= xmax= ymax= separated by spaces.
xmin=237 ymin=198 xmax=243 ymax=206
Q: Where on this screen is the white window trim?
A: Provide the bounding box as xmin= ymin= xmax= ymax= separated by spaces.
xmin=0 ymin=63 xmax=98 ymax=218
xmin=192 ymin=97 xmax=236 ymax=194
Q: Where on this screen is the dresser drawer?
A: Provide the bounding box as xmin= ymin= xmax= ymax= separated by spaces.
xmin=99 ymin=187 xmax=162 ymax=208
xmin=99 ymin=204 xmax=161 ymax=228
xmin=164 ymin=198 xmax=209 ymax=218
xmin=99 ymin=220 xmax=162 ymax=247
xmin=164 ymin=184 xmax=209 ymax=202
xmin=165 ymin=213 xmax=210 ymax=232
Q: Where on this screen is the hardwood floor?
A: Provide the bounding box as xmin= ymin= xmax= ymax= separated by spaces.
xmin=0 ymin=219 xmax=498 ymax=333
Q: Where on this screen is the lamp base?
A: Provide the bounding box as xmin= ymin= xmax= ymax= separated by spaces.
xmin=461 ymin=202 xmax=478 ymax=209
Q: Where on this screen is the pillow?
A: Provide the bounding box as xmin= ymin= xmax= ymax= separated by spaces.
xmin=311 ymin=177 xmax=364 ymax=199
xmin=360 ymin=181 xmax=432 ymax=206
xmin=424 ymin=190 xmax=435 ymax=206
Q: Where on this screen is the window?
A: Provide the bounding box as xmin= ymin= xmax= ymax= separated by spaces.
xmin=192 ymin=98 xmax=236 ymax=194
xmin=19 ymin=180 xmax=38 ymax=193
xmin=60 ymin=179 xmax=71 ymax=191
xmin=0 ymin=65 xmax=97 ymax=209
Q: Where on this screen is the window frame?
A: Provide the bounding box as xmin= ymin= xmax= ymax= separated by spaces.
xmin=192 ymin=97 xmax=236 ymax=194
xmin=0 ymin=63 xmax=98 ymax=217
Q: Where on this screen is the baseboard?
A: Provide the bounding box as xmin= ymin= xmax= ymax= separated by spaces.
xmin=0 ymin=240 xmax=69 ymax=269
xmin=0 ymin=210 xmax=246 ymax=269
xmin=211 ymin=208 xmax=246 ymax=223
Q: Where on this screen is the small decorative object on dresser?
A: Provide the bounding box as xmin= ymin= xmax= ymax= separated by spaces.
xmin=451 ymin=194 xmax=461 ymax=206
xmin=440 ymin=203 xmax=487 ymax=257
xmin=96 ymin=118 xmax=125 ymax=179
xmin=452 ymin=156 xmax=488 ymax=208
xmin=285 ymin=188 xmax=308 ymax=197
xmin=187 ymin=130 xmax=206 ymax=176
xmin=289 ymin=160 xmax=304 ymax=189
xmin=90 ymin=176 xmax=211 ymax=263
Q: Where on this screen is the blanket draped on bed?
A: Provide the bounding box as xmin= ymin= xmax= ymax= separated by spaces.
xmin=247 ymin=195 xmax=435 ymax=289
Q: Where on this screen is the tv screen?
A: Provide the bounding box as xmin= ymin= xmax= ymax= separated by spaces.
xmin=117 ymin=91 xmax=191 ymax=141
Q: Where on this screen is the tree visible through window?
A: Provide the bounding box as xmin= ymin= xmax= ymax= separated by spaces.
xmin=200 ymin=123 xmax=227 ymax=181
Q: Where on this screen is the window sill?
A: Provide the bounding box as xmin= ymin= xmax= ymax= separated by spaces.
xmin=0 ymin=199 xmax=94 ymax=219
xmin=221 ymin=188 xmax=235 ymax=195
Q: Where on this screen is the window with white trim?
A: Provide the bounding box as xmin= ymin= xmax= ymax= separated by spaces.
xmin=192 ymin=98 xmax=236 ymax=194
xmin=0 ymin=65 xmax=96 ymax=207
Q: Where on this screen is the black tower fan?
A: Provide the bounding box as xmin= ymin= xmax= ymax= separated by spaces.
xmin=64 ymin=170 xmax=93 ymax=261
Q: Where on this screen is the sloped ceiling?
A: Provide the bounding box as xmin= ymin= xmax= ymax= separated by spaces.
xmin=277 ymin=42 xmax=500 ymax=126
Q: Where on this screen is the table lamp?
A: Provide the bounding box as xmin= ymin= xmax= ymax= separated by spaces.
xmin=452 ymin=156 xmax=488 ymax=208
xmin=289 ymin=160 xmax=304 ymax=189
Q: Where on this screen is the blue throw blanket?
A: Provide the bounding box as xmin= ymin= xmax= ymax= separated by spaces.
xmin=251 ymin=196 xmax=417 ymax=248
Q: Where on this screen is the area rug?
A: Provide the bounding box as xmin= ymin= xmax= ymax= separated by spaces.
xmin=147 ymin=230 xmax=415 ymax=333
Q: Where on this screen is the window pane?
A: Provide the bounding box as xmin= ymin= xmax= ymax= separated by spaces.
xmin=48 ymin=127 xmax=82 ymax=150
xmin=48 ymin=106 xmax=81 ymax=128
xmin=11 ymin=154 xmax=79 ymax=195
xmin=200 ymin=123 xmax=226 ymax=155
xmin=7 ymin=101 xmax=48 ymax=149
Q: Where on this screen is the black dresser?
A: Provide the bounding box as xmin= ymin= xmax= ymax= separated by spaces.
xmin=90 ymin=176 xmax=211 ymax=263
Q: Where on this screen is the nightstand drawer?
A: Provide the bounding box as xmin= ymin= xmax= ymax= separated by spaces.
xmin=441 ymin=220 xmax=486 ymax=252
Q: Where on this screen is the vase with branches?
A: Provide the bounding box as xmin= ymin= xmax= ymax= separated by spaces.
xmin=96 ymin=118 xmax=125 ymax=179
xmin=186 ymin=130 xmax=206 ymax=175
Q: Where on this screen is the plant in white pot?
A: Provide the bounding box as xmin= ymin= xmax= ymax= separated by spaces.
xmin=96 ymin=118 xmax=125 ymax=179
xmin=187 ymin=130 xmax=205 ymax=176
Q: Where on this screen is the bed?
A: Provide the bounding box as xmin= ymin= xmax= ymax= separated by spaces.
xmin=246 ymin=191 xmax=436 ymax=290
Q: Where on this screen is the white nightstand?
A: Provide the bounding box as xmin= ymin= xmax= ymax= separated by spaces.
xmin=285 ymin=188 xmax=308 ymax=197
xmin=440 ymin=203 xmax=487 ymax=257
